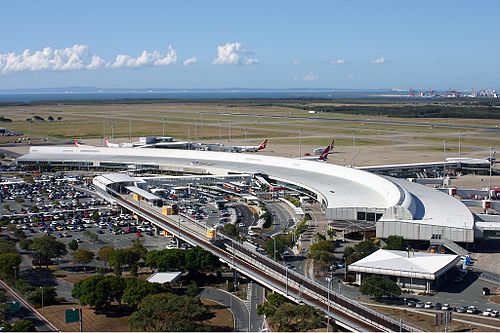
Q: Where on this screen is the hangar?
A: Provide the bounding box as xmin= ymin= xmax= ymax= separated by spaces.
xmin=17 ymin=146 xmax=477 ymax=245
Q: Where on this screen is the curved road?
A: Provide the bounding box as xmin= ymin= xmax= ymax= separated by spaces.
xmin=200 ymin=287 xmax=249 ymax=332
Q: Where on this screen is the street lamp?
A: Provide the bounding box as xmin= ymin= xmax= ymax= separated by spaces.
xmin=40 ymin=286 xmax=44 ymax=310
xmin=352 ymin=133 xmax=356 ymax=167
xmin=244 ymin=128 xmax=247 ymax=151
xmin=299 ymin=130 xmax=302 ymax=159
xmin=443 ymin=140 xmax=448 ymax=177
xmin=12 ymin=266 xmax=16 ymax=282
xmin=489 ymin=147 xmax=494 ymax=200
xmin=458 ymin=131 xmax=462 ymax=157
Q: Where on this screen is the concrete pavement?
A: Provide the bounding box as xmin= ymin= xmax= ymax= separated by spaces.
xmin=200 ymin=286 xmax=250 ymax=332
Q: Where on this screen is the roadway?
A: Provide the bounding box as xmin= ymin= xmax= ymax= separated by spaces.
xmin=108 ymin=189 xmax=414 ymax=332
xmin=200 ymin=287 xmax=250 ymax=332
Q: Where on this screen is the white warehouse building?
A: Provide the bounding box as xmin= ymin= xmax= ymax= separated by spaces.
xmin=17 ymin=146 xmax=477 ymax=244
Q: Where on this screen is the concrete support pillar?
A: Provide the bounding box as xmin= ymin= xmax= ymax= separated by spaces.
xmin=426 ymin=281 xmax=431 ymax=293
xmin=154 ymin=226 xmax=160 ymax=236
xmin=356 ymin=273 xmax=362 ymax=285
xmin=233 ymin=270 xmax=238 ymax=290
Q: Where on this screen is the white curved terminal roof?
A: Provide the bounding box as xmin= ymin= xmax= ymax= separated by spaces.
xmin=18 ymin=146 xmax=474 ymax=230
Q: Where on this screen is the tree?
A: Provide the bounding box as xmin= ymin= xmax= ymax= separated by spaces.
xmin=262 ymin=234 xmax=293 ymax=259
xmin=344 ymin=239 xmax=378 ymax=265
xmin=98 ymin=246 xmax=114 ymax=269
xmin=122 ymin=278 xmax=164 ymax=309
xmin=72 ymin=275 xmax=125 ymax=313
xmin=269 ymin=303 xmax=323 ymax=332
xmin=184 ymin=246 xmax=220 ymax=273
xmin=128 ymin=293 xmax=209 ymax=331
xmin=146 ymin=249 xmax=186 ymax=272
xmin=0 ymin=240 xmax=18 ymax=254
xmin=109 ymin=248 xmax=141 ymax=276
xmin=68 ymin=239 xmax=79 ymax=251
xmin=19 ymin=239 xmax=33 ymax=251
xmin=186 ymin=281 xmax=200 ymax=298
xmin=73 ymin=249 xmax=95 ymax=270
xmin=30 ymin=235 xmax=67 ymax=267
xmin=222 ymin=223 xmax=240 ymax=239
xmin=91 ymin=211 xmax=100 ymax=221
xmin=257 ymin=292 xmax=287 ymax=317
xmin=10 ymin=319 xmax=36 ymax=332
xmin=327 ymin=229 xmax=336 ymax=239
xmin=383 ymin=235 xmax=405 ymax=251
xmin=27 ymin=287 xmax=57 ymax=307
xmin=47 ymin=116 xmax=54 ymax=122
xmin=308 ymin=240 xmax=337 ymax=271
xmin=314 ymin=232 xmax=326 ymax=242
xmin=360 ymin=275 xmax=401 ymax=299
xmin=0 ymin=253 xmax=22 ymax=280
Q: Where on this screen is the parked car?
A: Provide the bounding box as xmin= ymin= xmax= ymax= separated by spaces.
xmin=482 ymin=309 xmax=492 ymax=317
xmin=491 ymin=310 xmax=499 ymax=318
xmin=442 ymin=304 xmax=451 ymax=311
xmin=415 ymin=302 xmax=425 ymax=308
xmin=457 ymin=306 xmax=467 ymax=313
xmin=424 ymin=302 xmax=433 ymax=309
xmin=406 ymin=301 xmax=416 ymax=307
xmin=435 ymin=303 xmax=442 ymax=310
xmin=467 ymin=306 xmax=478 ymax=314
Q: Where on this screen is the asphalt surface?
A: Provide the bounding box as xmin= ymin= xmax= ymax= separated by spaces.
xmin=200 ymin=287 xmax=250 ymax=332
xmin=264 ymin=202 xmax=294 ymax=236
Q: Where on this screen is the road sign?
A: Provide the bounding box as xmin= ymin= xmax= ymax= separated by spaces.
xmin=65 ymin=308 xmax=80 ymax=323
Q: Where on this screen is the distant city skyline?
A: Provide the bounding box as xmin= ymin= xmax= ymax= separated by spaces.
xmin=1 ymin=0 xmax=499 ymax=90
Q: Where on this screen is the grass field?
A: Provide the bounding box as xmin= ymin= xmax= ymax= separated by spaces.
xmin=1 ymin=101 xmax=499 ymax=166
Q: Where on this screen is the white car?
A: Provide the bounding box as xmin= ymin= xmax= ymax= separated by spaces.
xmin=491 ymin=310 xmax=499 ymax=317
xmin=424 ymin=302 xmax=433 ymax=309
xmin=441 ymin=304 xmax=451 ymax=311
xmin=482 ymin=309 xmax=492 ymax=317
xmin=467 ymin=306 xmax=478 ymax=314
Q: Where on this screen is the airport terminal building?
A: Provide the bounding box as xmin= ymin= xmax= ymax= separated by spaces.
xmin=17 ymin=146 xmax=479 ymax=245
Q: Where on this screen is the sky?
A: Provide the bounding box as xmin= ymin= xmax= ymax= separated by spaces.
xmin=0 ymin=0 xmax=499 ymax=90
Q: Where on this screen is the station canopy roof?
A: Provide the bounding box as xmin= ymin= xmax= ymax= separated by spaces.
xmin=147 ymin=271 xmax=182 ymax=284
xmin=348 ymin=249 xmax=460 ymax=280
xmin=125 ymin=186 xmax=161 ymax=201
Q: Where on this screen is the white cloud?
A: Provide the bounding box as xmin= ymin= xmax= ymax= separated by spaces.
xmin=108 ymin=46 xmax=177 ymax=68
xmin=302 ymin=72 xmax=318 ymax=82
xmin=0 ymin=44 xmax=107 ymax=74
xmin=213 ymin=42 xmax=258 ymax=65
xmin=369 ymin=57 xmax=386 ymax=64
xmin=329 ymin=58 xmax=345 ymax=64
xmin=292 ymin=59 xmax=301 ymax=65
xmin=0 ymin=44 xmax=179 ymax=74
xmin=182 ymin=55 xmax=198 ymax=66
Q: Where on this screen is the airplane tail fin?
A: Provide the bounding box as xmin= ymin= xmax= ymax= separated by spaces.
xmin=104 ymin=137 xmax=110 ymax=147
xmin=319 ymin=144 xmax=332 ymax=161
xmin=258 ymin=139 xmax=268 ymax=150
xmin=73 ymin=139 xmax=80 ymax=147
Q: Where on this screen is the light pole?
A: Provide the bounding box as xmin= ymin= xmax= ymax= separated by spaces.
xmin=194 ymin=120 xmax=197 ymax=140
xmin=273 ymin=237 xmax=277 ymax=261
xmin=162 ymin=117 xmax=165 ymax=137
xmin=458 ymin=131 xmax=462 ymax=157
xmin=443 ymin=140 xmax=448 ymax=177
xmin=352 ymin=133 xmax=356 ymax=167
xmin=327 ymin=276 xmax=332 ymax=332
xmin=229 ymin=121 xmax=232 ymax=144
xmin=111 ymin=124 xmax=114 ymax=140
xmin=12 ymin=266 xmax=16 ymax=282
xmin=244 ymin=128 xmax=247 ymax=151
xmin=299 ymin=130 xmax=302 ymax=159
xmin=187 ymin=127 xmax=191 ymax=150
xmin=489 ymin=147 xmax=494 ymax=200
xmin=40 ymin=286 xmax=44 ymax=310
xmin=129 ymin=119 xmax=132 ymax=142
xmin=219 ymin=120 xmax=222 ymax=141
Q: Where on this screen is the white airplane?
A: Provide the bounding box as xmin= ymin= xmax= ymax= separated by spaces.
xmin=233 ymin=139 xmax=268 ymax=152
xmin=313 ymin=139 xmax=335 ymax=155
xmin=300 ymin=141 xmax=333 ymax=161
xmin=104 ymin=137 xmax=120 ymax=148
xmin=73 ymin=139 xmax=94 ymax=148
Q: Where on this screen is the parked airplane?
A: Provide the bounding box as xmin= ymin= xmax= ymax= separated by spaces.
xmin=300 ymin=141 xmax=333 ymax=161
xmin=313 ymin=139 xmax=335 ymax=155
xmin=232 ymin=139 xmax=268 ymax=152
xmin=104 ymin=138 xmax=120 ymax=148
xmin=73 ymin=139 xmax=93 ymax=148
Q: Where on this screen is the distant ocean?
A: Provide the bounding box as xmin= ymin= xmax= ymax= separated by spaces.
xmin=0 ymin=89 xmax=412 ymax=103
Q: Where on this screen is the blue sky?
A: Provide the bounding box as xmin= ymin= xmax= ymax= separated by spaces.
xmin=0 ymin=0 xmax=499 ymax=90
